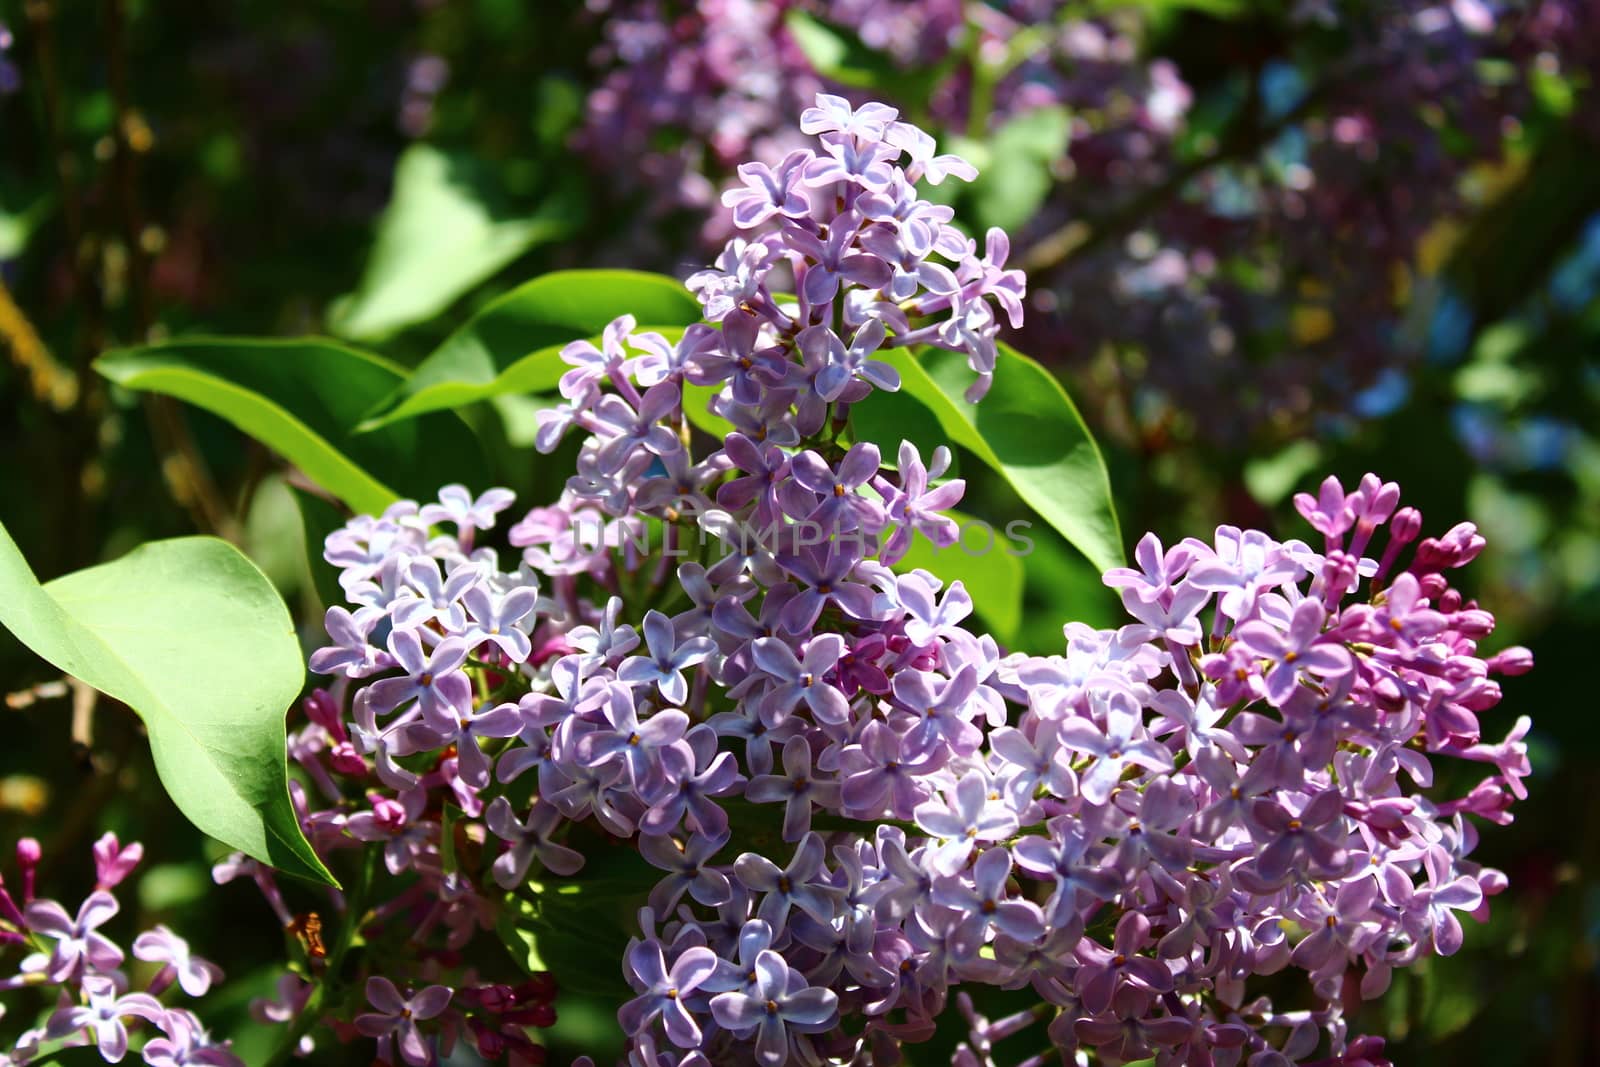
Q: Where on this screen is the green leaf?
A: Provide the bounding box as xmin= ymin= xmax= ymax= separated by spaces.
xmin=890 ymin=508 xmax=1024 ymax=646
xmin=291 ymin=486 xmax=352 ymax=613
xmin=359 ymin=270 xmax=703 ymax=429
xmin=682 ymin=381 xmax=736 ymax=441
xmin=36 ymin=1049 xmax=127 ymax=1067
xmin=963 ymin=105 xmax=1071 ymax=233
xmin=499 ymin=883 xmax=639 ymax=999
xmin=862 ymin=343 xmax=1123 ymax=573
xmin=783 ymin=9 xmax=898 ymax=90
xmin=96 ymin=338 xmax=484 ymax=515
xmin=0 ymin=525 xmax=336 ymax=886
xmin=847 ymin=378 xmax=956 ymax=472
xmin=328 ymin=144 xmax=578 ymax=340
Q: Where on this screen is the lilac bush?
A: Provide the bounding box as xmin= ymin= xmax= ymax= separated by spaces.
xmin=191 ymin=96 xmax=1540 ymax=1065
xmin=578 ymin=0 xmax=1597 ymax=443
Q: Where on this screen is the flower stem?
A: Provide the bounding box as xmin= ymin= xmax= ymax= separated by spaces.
xmin=263 ymin=848 xmax=376 ymax=1067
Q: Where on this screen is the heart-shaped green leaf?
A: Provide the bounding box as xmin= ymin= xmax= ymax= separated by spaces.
xmin=0 ymin=524 xmax=335 ymax=886
xmin=95 ymin=338 xmax=484 ymax=515
xmin=359 ymin=270 xmax=703 ymax=429
xmin=860 ymin=343 xmax=1124 ymax=573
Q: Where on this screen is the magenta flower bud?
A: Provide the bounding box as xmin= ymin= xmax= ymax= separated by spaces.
xmin=1391 ymin=506 xmax=1424 ymax=543
xmin=1439 ymin=521 xmax=1487 ymax=566
xmin=1452 ymin=608 xmax=1496 ymax=637
xmin=514 ymin=974 xmax=558 ymax=1001
xmin=1459 ymin=679 xmax=1503 ymax=712
xmin=16 ymin=837 xmax=40 ymax=901
xmin=329 ymin=741 xmax=368 ymax=777
xmin=303 ymin=688 xmax=344 ymax=735
xmin=1412 ymin=537 xmax=1449 ymax=573
xmin=474 ymin=983 xmax=517 ymax=1013
xmin=471 ymin=1022 xmax=505 ymax=1057
xmin=504 ymin=1001 xmax=557 ymax=1028
xmin=92 ymin=832 xmax=143 ymax=890
xmin=1487 ymin=646 xmax=1535 ymax=675
xmin=370 ymin=796 xmax=408 ymax=833
xmin=1375 ymin=505 xmax=1424 ymax=581
xmin=1418 ymin=572 xmax=1449 ymax=599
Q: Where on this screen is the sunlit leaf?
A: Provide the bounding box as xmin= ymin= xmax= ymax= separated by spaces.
xmin=328 ymin=145 xmax=578 ymax=340
xmin=96 ymin=338 xmax=483 ymax=515
xmin=861 ymin=343 xmax=1124 ymax=573
xmin=0 ymin=525 xmax=335 ymax=886
xmin=359 ymin=270 xmax=701 ymax=429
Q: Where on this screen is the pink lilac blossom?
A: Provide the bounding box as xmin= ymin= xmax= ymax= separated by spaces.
xmin=257 ymin=96 xmax=1536 ymax=1066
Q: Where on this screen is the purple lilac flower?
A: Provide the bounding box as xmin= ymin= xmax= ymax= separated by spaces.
xmin=485 ymin=798 xmax=585 ymax=888
xmin=618 ymin=940 xmax=719 ymax=1049
xmin=44 ymin=975 xmax=166 ymax=1062
xmin=618 ymin=610 xmax=717 ymax=706
xmin=708 ymin=949 xmax=839 ymax=1066
xmin=733 ymin=832 xmax=844 ymax=932
xmin=745 ymin=735 xmax=841 ymax=841
xmin=133 ymin=925 xmax=224 ymax=996
xmin=22 ymin=891 xmax=123 ymax=981
xmin=354 ymin=977 xmax=452 ymax=1067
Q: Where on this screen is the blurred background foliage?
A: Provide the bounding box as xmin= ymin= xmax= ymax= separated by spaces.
xmin=1 ymin=0 xmax=1596 ymax=1062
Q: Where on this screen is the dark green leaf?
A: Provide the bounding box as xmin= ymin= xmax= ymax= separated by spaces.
xmin=291 ymin=486 xmax=352 ymax=613
xmin=96 ymin=338 xmax=484 ymax=515
xmin=0 ymin=525 xmax=336 ymax=886
xmin=359 ymin=270 xmax=702 ymax=429
xmin=328 ymin=145 xmax=578 ymax=340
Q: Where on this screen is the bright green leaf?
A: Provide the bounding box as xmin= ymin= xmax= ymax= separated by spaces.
xmin=782 ymin=9 xmax=954 ymax=106
xmin=965 ymin=105 xmax=1071 ymax=233
xmin=784 ymin=9 xmax=898 ymax=90
xmin=0 ymin=525 xmax=335 ymax=886
xmin=359 ymin=270 xmax=702 ymax=429
xmin=328 ymin=145 xmax=578 ymax=341
xmin=682 ymin=381 xmax=736 ymax=441
xmin=863 ymin=343 xmax=1123 ymax=573
xmin=96 ymin=338 xmax=484 ymax=515
xmin=847 ymin=377 xmax=956 ymax=472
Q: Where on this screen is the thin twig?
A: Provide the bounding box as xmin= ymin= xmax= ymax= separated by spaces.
xmin=69 ymin=677 xmax=97 ymax=750
xmin=0 ymin=275 xmax=76 ymax=410
xmin=101 ymin=0 xmax=238 ymax=540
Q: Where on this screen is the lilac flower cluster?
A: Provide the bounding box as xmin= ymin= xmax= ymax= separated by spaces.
xmin=584 ymin=470 xmax=1529 ymax=1066
xmin=0 ymin=834 xmax=239 ymax=1065
xmin=273 ymin=96 xmax=1534 ymax=1065
xmin=579 ymin=0 xmax=1041 ymax=251
xmin=221 ymin=487 xmax=562 ymax=1067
